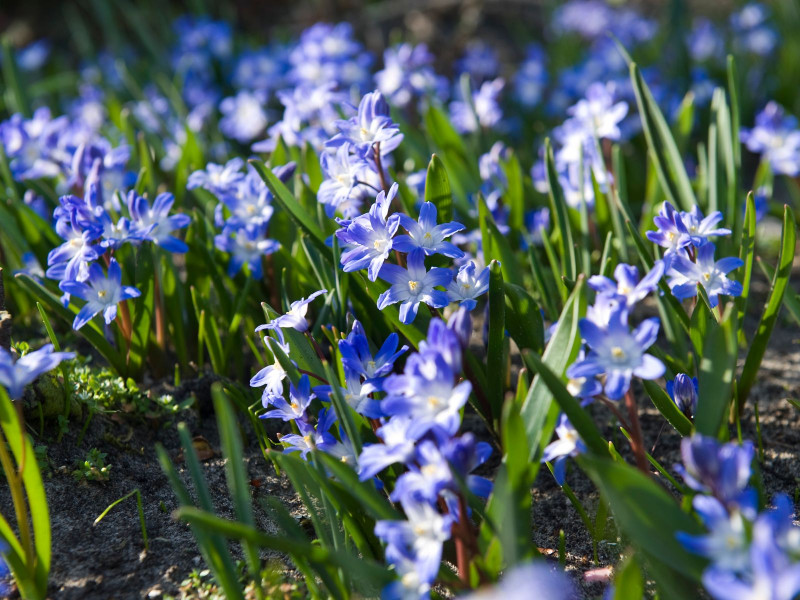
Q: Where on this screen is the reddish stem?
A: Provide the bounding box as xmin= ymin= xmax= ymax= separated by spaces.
xmin=624 ymin=389 xmax=649 ymax=474
xmin=373 ymin=143 xmax=389 ymax=194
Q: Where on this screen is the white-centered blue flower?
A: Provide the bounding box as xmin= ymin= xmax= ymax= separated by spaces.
xmin=59 ymin=259 xmax=141 ymax=330
xmin=0 ymin=344 xmax=75 ymax=400
xmin=377 ymin=250 xmax=451 ymax=324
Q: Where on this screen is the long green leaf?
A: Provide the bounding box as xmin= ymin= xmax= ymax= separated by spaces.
xmin=629 ymin=63 xmax=697 ymax=211
xmin=579 ymin=454 xmax=705 ymax=582
xmin=487 ymin=261 xmax=506 ymax=421
xmin=519 ymin=279 xmax=586 ymax=461
xmin=424 ymin=154 xmax=453 ymax=224
xmin=738 ymin=205 xmax=796 ymax=406
xmin=504 ymin=283 xmax=545 ymax=354
xmin=642 ymin=380 xmax=693 ymax=436
xmin=249 ymin=159 xmax=329 ymax=254
xmin=695 ymin=305 xmax=738 ymax=436
xmin=522 ymin=350 xmax=608 ymax=456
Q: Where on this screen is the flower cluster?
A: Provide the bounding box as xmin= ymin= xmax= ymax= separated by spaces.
xmin=646 ymin=201 xmax=741 ymax=308
xmin=188 ymin=159 xmax=292 ymax=278
xmin=370 ymin=316 xmax=492 ymax=598
xmin=676 ymin=435 xmax=800 ymax=600
xmin=533 ymin=82 xmax=627 ymax=210
xmin=741 ymin=102 xmax=800 ymax=177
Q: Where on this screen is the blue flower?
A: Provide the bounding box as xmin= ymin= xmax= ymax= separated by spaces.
xmin=377 ymin=250 xmax=451 ymax=324
xmin=260 ymin=374 xmax=315 ymax=422
xmin=523 ymin=207 xmax=550 ymax=248
xmin=687 ymin=18 xmax=725 ymax=63
xmin=677 ymin=495 xmax=751 ymax=572
xmin=316 ymin=373 xmax=384 ymax=418
xmin=338 ymin=321 xmax=407 ymax=382
xmin=513 ymin=44 xmax=548 ymax=108
xmin=375 ymin=498 xmax=453 ymax=588
xmin=280 ymin=407 xmax=338 ymax=458
xmin=214 ymin=224 xmax=280 ymax=278
xmin=461 ymin=562 xmax=577 ymax=600
xmin=219 ymin=91 xmax=268 ymax=143
xmin=187 ymin=158 xmax=246 ymax=198
xmin=358 ymin=417 xmax=418 ymax=481
xmin=567 ymin=82 xmax=628 ymax=141
xmin=741 ymin=102 xmax=800 ymax=176
xmin=456 ymin=41 xmax=499 ymax=84
xmin=450 ymin=78 xmax=504 ymax=134
xmin=588 ymin=261 xmax=664 ymax=309
xmin=256 ymin=290 xmax=327 ymax=333
xmin=375 ymin=43 xmax=446 ymax=109
xmin=731 ymin=3 xmax=779 ymax=56
xmin=58 ymin=259 xmax=141 ymax=330
xmin=250 ymin=331 xmax=291 ymax=405
xmin=336 ymin=183 xmax=401 ymax=281
xmin=667 ymin=374 xmax=698 ymax=417
xmin=666 ymin=243 xmax=743 ymax=308
xmin=127 ymin=191 xmax=191 ymax=253
xmin=676 ymin=435 xmax=755 ymax=510
xmin=702 ymin=505 xmax=800 ymax=600
xmin=0 ymin=344 xmax=75 ymax=400
xmin=446 ymin=261 xmax=489 ymax=310
xmin=680 ymin=205 xmax=731 ymax=247
xmin=646 ymin=201 xmax=692 ymax=257
xmin=392 ymin=434 xmax=492 ymax=504
xmin=382 ymin=349 xmax=470 ymax=437
xmin=567 ymin=306 xmax=664 ymax=400
xmin=317 ymin=145 xmax=373 ymax=218
xmin=47 ymin=219 xmax=101 ymax=283
xmin=393 ymin=203 xmax=465 ymax=259
xmin=542 ymin=414 xmax=586 ymax=484
xmin=327 ymin=91 xmax=403 ymax=158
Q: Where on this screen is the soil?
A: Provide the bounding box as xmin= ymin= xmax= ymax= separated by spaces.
xmin=0 ymin=377 xmax=302 ymax=600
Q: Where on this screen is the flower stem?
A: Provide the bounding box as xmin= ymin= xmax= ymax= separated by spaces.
xmin=373 ymin=142 xmax=389 ymax=194
xmin=624 ymin=389 xmax=649 ymax=474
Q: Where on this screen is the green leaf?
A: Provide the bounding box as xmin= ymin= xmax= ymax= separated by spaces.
xmin=156 ymin=436 xmax=247 ymax=600
xmin=249 ymin=159 xmax=329 ymax=255
xmin=487 ymin=261 xmax=506 ymax=421
xmin=128 ymin=244 xmax=155 ymax=378
xmin=423 ymin=103 xmax=469 ymax=160
xmin=504 ymin=283 xmax=545 ymax=354
xmin=544 ymin=139 xmax=577 ymax=280
xmin=613 ymin=554 xmax=645 ymax=600
xmin=736 ymin=192 xmax=757 ymax=332
xmin=15 ymin=274 xmax=127 ymax=375
xmin=689 ymin=296 xmax=712 ymax=359
xmin=1 ymin=38 xmax=31 ymax=117
xmin=642 ymin=380 xmax=693 ymax=437
xmin=579 ymin=454 xmax=705 ymax=580
xmin=175 ymin=506 xmax=394 ymax=590
xmin=212 ymin=385 xmax=261 ymax=581
xmin=424 ymin=154 xmax=453 ymax=224
xmin=483 ymin=400 xmax=534 ymax=567
xmin=519 ymin=278 xmax=586 ymax=461
xmin=695 ymin=305 xmax=738 ymax=436
xmin=314 ymin=453 xmax=399 ymax=521
xmin=629 ymin=62 xmax=697 ymax=211
xmin=0 ymin=387 xmax=50 ymax=593
xmin=478 ymin=195 xmax=523 ymax=286
xmin=738 ymin=205 xmax=796 ymax=407
xmin=503 ymin=152 xmax=525 ymax=236
xmin=522 ymin=350 xmax=608 ymax=457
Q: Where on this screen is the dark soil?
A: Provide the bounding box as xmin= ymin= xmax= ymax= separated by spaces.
xmin=0 ymin=378 xmax=302 ymax=600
